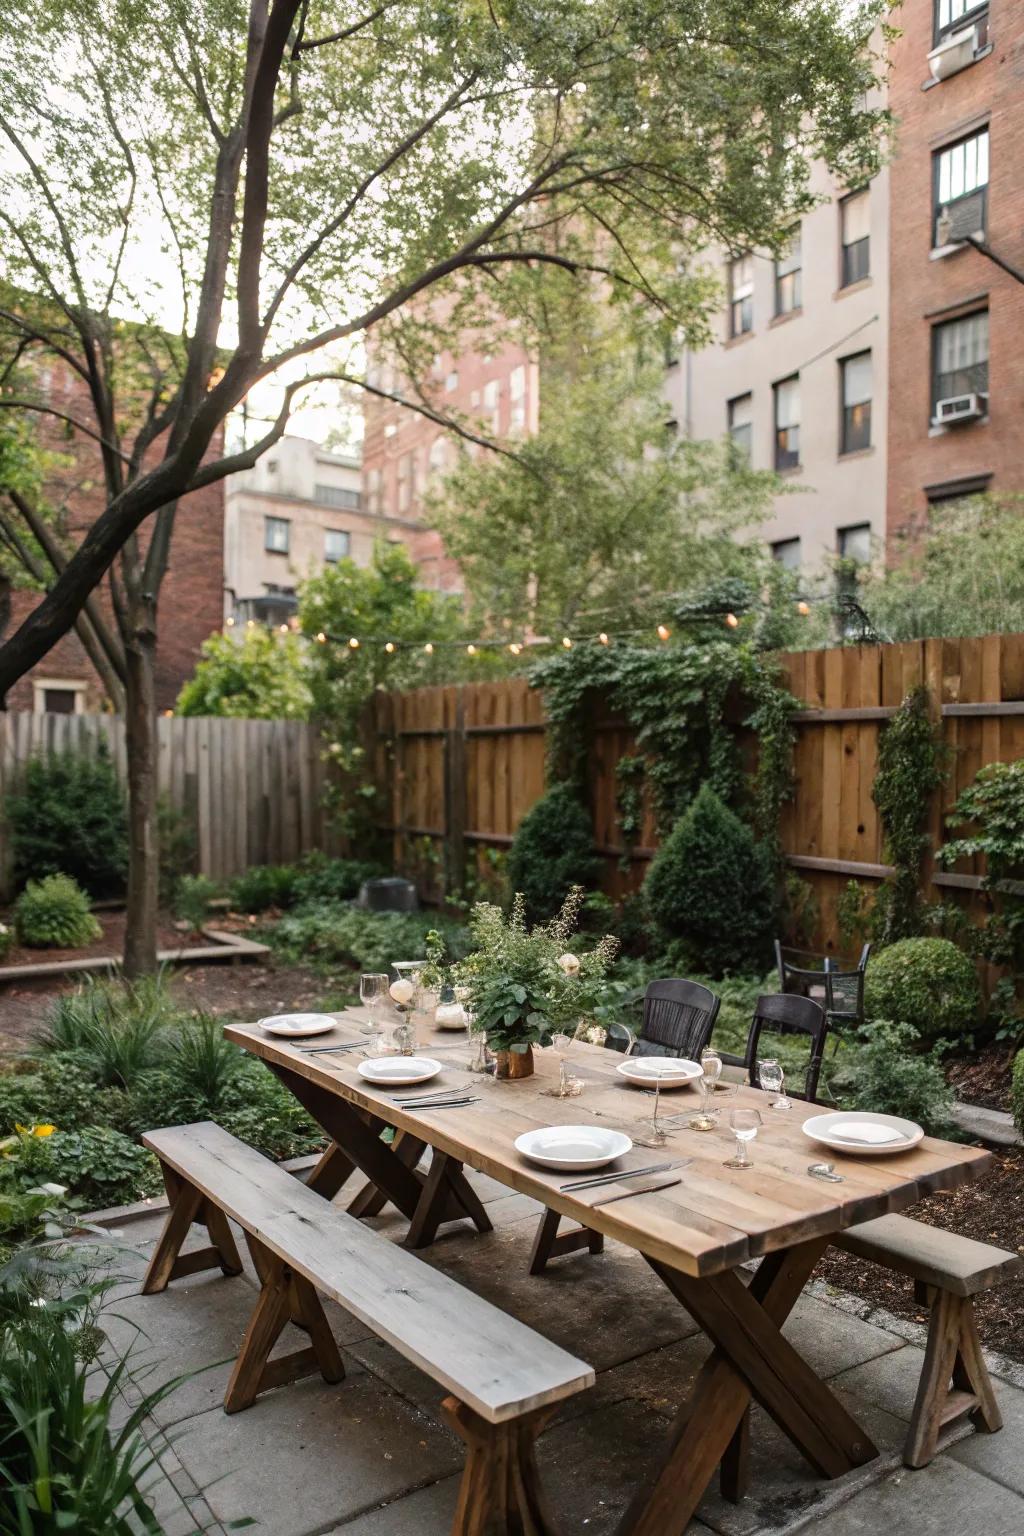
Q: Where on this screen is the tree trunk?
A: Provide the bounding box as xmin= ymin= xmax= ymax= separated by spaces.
xmin=123 ymin=611 xmax=160 ymax=977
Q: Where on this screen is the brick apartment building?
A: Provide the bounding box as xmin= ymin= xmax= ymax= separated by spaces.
xmin=4 ymin=362 xmax=224 ymax=714
xmin=886 ymin=0 xmax=1024 ymax=535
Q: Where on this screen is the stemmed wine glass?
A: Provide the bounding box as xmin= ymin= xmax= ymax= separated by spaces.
xmin=758 ymin=1057 xmax=791 ymax=1110
xmin=723 ymin=1108 xmax=762 ymax=1169
xmin=689 ymin=1047 xmax=722 ymax=1131
xmin=359 ymin=973 xmax=389 ymax=1048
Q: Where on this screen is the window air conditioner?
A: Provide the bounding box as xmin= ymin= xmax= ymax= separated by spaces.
xmin=933 ymin=392 xmax=988 ymax=426
xmin=928 ymin=24 xmax=981 ymax=82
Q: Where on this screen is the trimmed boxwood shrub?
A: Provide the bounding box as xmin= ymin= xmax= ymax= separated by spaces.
xmin=14 ymin=874 xmax=102 ymax=949
xmin=506 ymin=784 xmax=601 ymax=925
xmin=6 ymin=747 xmax=128 ymax=897
xmin=864 ymin=936 xmax=981 ymax=1047
xmin=644 ymin=783 xmax=774 ymax=978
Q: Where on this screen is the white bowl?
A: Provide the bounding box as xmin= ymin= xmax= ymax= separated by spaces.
xmin=357 ymin=1056 xmax=442 ymax=1086
xmin=802 ymin=1110 xmax=924 ymax=1156
xmin=514 ymin=1125 xmax=633 ymax=1172
xmin=258 ymin=1013 xmax=336 ymax=1038
xmin=616 ymin=1056 xmax=702 ymax=1089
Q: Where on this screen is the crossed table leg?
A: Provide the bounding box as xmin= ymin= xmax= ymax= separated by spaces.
xmin=269 ymin=1063 xmax=492 ymax=1248
xmin=618 ymin=1236 xmax=878 ymax=1536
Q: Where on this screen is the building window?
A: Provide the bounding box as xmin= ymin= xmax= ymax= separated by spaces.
xmin=774 ymin=233 xmax=802 ymax=316
xmin=264 ymin=515 xmax=290 ymax=554
xmin=315 ymin=483 xmax=360 ymax=510
xmin=483 ymin=379 xmax=500 ymax=435
xmin=325 ymin=530 xmax=350 ymax=563
xmin=727 ymin=393 xmax=753 ymax=462
xmin=840 ymin=352 xmax=872 ymax=454
xmin=397 ymin=451 xmax=416 ymax=513
xmin=836 ymin=524 xmax=872 ymax=607
xmin=33 ymin=679 xmax=86 ymax=715
xmin=926 ymin=473 xmax=992 ymax=506
xmin=773 ymin=375 xmax=800 ymax=470
xmin=428 ymin=436 xmax=449 ymax=481
xmin=509 ymin=365 xmax=527 ymax=433
xmin=365 ymin=467 xmax=382 ymax=518
xmin=840 ymin=191 xmax=870 ymax=286
xmin=932 ymin=309 xmax=989 ymax=413
xmin=771 ymin=537 xmax=801 ymax=571
xmin=934 ymin=128 xmax=989 ymax=246
xmin=445 ymin=370 xmax=458 ymax=392
xmin=728 ymin=254 xmax=754 ymax=337
xmin=934 ymin=0 xmax=988 ymax=43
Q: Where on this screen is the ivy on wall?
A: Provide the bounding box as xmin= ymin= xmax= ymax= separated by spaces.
xmin=872 ymin=685 xmax=947 ymax=945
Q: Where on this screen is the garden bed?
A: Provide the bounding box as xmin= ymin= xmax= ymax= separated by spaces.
xmin=0 ymin=911 xmax=268 ymax=985
xmin=945 ymin=1042 xmax=1015 ymax=1113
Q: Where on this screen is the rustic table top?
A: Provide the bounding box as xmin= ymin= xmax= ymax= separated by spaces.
xmin=226 ymin=1010 xmax=991 ymax=1279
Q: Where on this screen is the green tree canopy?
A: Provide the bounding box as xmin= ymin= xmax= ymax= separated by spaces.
xmin=176 ymin=626 xmax=313 ymax=719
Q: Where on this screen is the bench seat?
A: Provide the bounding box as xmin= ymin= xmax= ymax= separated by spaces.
xmin=833 ymin=1213 xmax=1021 ymax=1468
xmin=142 ymin=1121 xmax=594 ymax=1535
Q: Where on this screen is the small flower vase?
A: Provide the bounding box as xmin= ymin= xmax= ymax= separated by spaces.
xmin=434 ymin=986 xmax=467 ymax=1031
xmin=494 ymin=1043 xmax=535 ymax=1080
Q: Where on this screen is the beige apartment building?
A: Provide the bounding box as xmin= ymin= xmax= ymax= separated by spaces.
xmin=224 ymin=434 xmax=423 ymax=624
xmin=665 ymin=157 xmax=889 ymax=580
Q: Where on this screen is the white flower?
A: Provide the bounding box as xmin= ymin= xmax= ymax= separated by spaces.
xmin=40 ymin=1182 xmax=67 ymax=1197
xmin=557 ymin=953 xmax=581 ymax=976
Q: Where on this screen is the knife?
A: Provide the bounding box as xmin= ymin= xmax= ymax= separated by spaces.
xmin=589 ymin=1175 xmax=682 ymax=1208
xmin=559 ymin=1159 xmax=680 ymax=1193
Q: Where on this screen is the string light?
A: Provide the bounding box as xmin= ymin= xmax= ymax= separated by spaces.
xmin=508 ymin=642 xmax=522 ymax=655
xmin=466 ymin=643 xmax=477 ymax=655
xmin=657 ymin=623 xmax=671 ymax=641
xmin=278 ymin=623 xmax=289 ymax=634
xmin=725 ymin=613 xmax=739 ymax=629
xmin=561 ymin=636 xmax=573 ymax=649
xmin=349 ymin=636 xmax=360 ymax=649
xmin=246 ymin=619 xmax=256 ymax=629
xmin=423 ymin=642 xmax=434 ymax=654
xmin=598 ymin=632 xmax=610 ymax=645
xmin=316 ymin=632 xmax=327 ymax=643
xmin=797 ymin=601 xmax=811 ymax=617
xmin=225 ymin=616 xmax=235 ymax=627
xmin=384 ymin=641 xmax=396 ymax=653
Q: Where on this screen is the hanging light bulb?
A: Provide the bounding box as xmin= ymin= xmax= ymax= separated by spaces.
xmin=384 ymin=641 xmax=396 ymax=653
xmin=246 ymin=619 xmax=256 ymax=629
xmin=797 ymin=600 xmax=811 ymax=617
xmin=562 ymin=636 xmax=573 ymax=649
xmin=598 ymin=632 xmax=610 ymax=646
xmin=467 ymin=643 xmax=477 ymax=656
xmin=225 ymin=616 xmax=235 ymax=628
xmin=725 ymin=612 xmax=739 ymax=629
xmin=423 ymin=641 xmax=434 ymax=655
xmin=279 ymin=623 xmax=289 ymax=634
xmin=508 ymin=642 xmax=522 ymax=655
xmin=657 ymin=623 xmax=671 ymax=641
xmin=349 ymin=636 xmax=360 ymax=649
xmin=316 ymin=632 xmax=327 ymax=643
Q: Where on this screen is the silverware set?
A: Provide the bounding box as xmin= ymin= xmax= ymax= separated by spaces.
xmin=301 ymin=1041 xmax=364 ymax=1055
xmin=558 ymin=1159 xmax=688 ymax=1193
xmin=389 ymin=1088 xmax=481 ymax=1110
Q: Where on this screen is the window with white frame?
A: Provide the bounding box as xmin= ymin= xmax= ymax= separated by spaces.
xmin=728 ymin=254 xmax=754 ymax=337
xmin=727 ymin=393 xmax=753 ymax=461
xmin=932 ymin=310 xmax=989 ymax=412
xmin=264 ymin=515 xmax=290 ymax=554
xmin=840 ymin=352 xmax=872 ymax=454
xmin=934 ymin=0 xmax=988 ymax=43
xmin=934 ymin=128 xmax=989 ymax=245
xmin=315 ymin=483 xmax=360 ymax=510
xmin=324 ymin=529 xmax=350 ymax=563
xmin=771 ymin=538 xmax=801 ymax=570
xmin=840 ymin=191 xmax=870 ymax=286
xmin=32 ymin=679 xmax=87 ymax=715
xmin=773 ymin=376 xmax=800 ymax=470
xmin=774 ymin=233 xmax=802 ymax=316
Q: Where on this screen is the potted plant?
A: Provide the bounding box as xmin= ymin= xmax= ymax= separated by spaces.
xmin=457 ymin=887 xmax=618 ymax=1079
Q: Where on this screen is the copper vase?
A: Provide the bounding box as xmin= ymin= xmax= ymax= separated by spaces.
xmin=494 ymin=1044 xmax=535 ymax=1080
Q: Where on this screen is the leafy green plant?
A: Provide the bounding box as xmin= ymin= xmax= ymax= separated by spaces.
xmin=269 ymin=904 xmax=470 ymax=974
xmin=126 ymin=1056 xmax=322 ymax=1163
xmin=14 ymin=874 xmax=101 ymax=950
xmin=292 ymin=853 xmax=385 ymax=905
xmin=177 ymin=623 xmax=312 ymax=719
xmin=36 ymin=979 xmax=172 ymax=1089
xmin=229 ymin=862 xmax=301 ymax=914
xmin=0 ymin=922 xmax=12 ymax=963
xmin=156 ymin=794 xmax=197 ymax=906
xmin=614 ymin=756 xmax=646 ymax=871
xmin=863 ymin=937 xmax=980 ymax=1048
xmin=5 ymin=748 xmax=128 ymax=898
xmin=11 ymin=1126 xmax=161 ymax=1210
xmin=1012 ymin=1048 xmax=1024 ymax=1139
xmin=506 ymin=783 xmax=601 ymax=924
xmin=837 ymin=1020 xmax=956 ymax=1137
xmin=644 ymin=783 xmax=775 ymax=977
xmin=172 ymin=874 xmax=219 ymax=933
xmin=872 ymin=687 xmax=947 ymax=944
xmin=167 ymin=1013 xmax=241 ymax=1106
xmin=836 ymin=879 xmax=872 ymax=952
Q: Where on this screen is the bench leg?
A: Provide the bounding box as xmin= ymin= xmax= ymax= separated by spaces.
xmin=528 ymin=1209 xmax=604 ymax=1277
xmin=905 ymin=1290 xmax=1003 ymax=1469
xmin=141 ymin=1167 xmax=243 ymax=1294
xmin=224 ymin=1248 xmax=345 ymax=1414
xmin=443 ymin=1397 xmax=560 ymax=1536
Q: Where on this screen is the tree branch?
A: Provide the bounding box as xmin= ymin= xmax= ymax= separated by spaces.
xmin=293 ymin=0 xmax=401 ymax=54
xmin=0 ymin=399 xmax=133 ymax=463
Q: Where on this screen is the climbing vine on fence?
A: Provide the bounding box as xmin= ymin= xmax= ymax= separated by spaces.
xmin=872 ymin=685 xmax=947 ymax=945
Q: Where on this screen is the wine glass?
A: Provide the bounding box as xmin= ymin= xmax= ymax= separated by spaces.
xmin=724 ymin=1108 xmax=762 ymax=1169
xmin=543 ymin=1031 xmax=581 ymax=1098
xmin=689 ymin=1047 xmax=722 ymax=1131
xmin=758 ymin=1057 xmax=791 ymax=1110
xmin=359 ymin=973 xmax=388 ymax=1045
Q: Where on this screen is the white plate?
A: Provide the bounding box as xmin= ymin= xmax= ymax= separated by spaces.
xmin=514 ymin=1125 xmax=633 ymax=1173
xmin=357 ymin=1056 xmax=442 ymax=1086
xmin=802 ymin=1111 xmax=924 ymax=1156
xmin=616 ymin=1056 xmax=702 ymax=1089
xmin=258 ymin=1013 xmax=337 ymax=1038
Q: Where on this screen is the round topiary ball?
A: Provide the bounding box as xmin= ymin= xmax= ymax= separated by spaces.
xmin=864 ymin=936 xmax=980 ymax=1047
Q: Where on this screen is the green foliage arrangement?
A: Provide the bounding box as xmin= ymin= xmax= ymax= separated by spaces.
xmin=176 ymin=624 xmax=312 ymax=719
xmin=505 ymin=784 xmax=601 ymax=925
xmin=613 ymin=756 xmax=646 ymax=871
xmin=12 ymin=1124 xmax=162 ymax=1210
xmin=6 ymin=748 xmax=127 ymax=897
xmin=292 ymin=854 xmax=384 ymax=905
xmin=864 ymin=937 xmax=981 ymax=1048
xmin=872 ymin=688 xmax=947 ymax=944
xmin=457 ymin=888 xmax=618 ymax=1056
xmin=14 ymin=874 xmax=101 ymax=950
xmin=644 ymin=784 xmax=775 ymax=977
xmin=838 ymin=1020 xmax=956 ymax=1137
xmin=172 ymin=874 xmax=219 ymax=933
xmin=269 ymin=904 xmax=470 ymax=975
xmin=229 ymin=862 xmax=301 ymax=914
xmin=37 ymin=979 xmax=170 ymax=1090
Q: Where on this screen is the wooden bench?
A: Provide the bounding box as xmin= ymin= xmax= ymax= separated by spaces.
xmin=833 ymin=1214 xmax=1021 ymax=1468
xmin=142 ymin=1122 xmax=594 ymax=1535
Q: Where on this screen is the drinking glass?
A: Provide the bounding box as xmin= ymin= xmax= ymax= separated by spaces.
xmin=689 ymin=1047 xmax=722 ymax=1131
xmin=543 ymin=1031 xmax=582 ymax=1098
xmin=758 ymin=1057 xmax=791 ymax=1110
xmin=359 ymin=973 xmax=389 ymax=1040
xmin=633 ymin=1075 xmax=669 ymax=1148
xmin=724 ymin=1108 xmax=762 ymax=1169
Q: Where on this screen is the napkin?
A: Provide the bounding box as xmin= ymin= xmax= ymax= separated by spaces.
xmin=831 ymin=1121 xmax=905 ymax=1144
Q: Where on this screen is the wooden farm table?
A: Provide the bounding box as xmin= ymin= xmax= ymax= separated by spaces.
xmin=227 ymin=1010 xmax=991 ymax=1536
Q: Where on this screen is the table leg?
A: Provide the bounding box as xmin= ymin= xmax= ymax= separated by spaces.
xmin=618 ymin=1239 xmax=878 ymax=1536
xmin=405 ymin=1151 xmax=494 ymax=1249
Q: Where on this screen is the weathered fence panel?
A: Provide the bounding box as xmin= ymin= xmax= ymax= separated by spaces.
xmin=0 ymin=713 xmax=336 ymax=896
xmin=373 ymin=633 xmax=1024 ymax=951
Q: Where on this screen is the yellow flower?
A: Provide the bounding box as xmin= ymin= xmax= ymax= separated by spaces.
xmin=18 ymin=1123 xmax=57 ymax=1138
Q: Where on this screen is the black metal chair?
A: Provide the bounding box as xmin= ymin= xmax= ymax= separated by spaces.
xmin=823 ymin=943 xmax=871 ymax=1032
xmin=740 ymin=992 xmax=830 ymax=1103
xmin=774 ymin=940 xmax=829 ymax=1007
xmin=605 ymin=978 xmax=721 ymax=1061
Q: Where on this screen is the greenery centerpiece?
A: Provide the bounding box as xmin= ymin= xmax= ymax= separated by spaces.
xmin=457 ymin=888 xmax=618 ymax=1079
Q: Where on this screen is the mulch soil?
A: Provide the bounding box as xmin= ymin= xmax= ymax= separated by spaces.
xmin=945 ymin=1041 xmax=1016 ymax=1113
xmin=815 ymin=1147 xmax=1024 ymax=1361
xmin=0 ymin=910 xmax=187 ymax=974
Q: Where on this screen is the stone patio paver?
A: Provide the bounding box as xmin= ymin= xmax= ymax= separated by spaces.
xmin=797 ymin=1457 xmax=1024 ymax=1536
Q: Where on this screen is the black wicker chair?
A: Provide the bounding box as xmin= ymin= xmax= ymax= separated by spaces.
xmin=823 ymin=944 xmax=871 ymax=1031
xmin=605 ymin=978 xmax=721 ymax=1060
xmin=740 ymin=992 xmax=830 ymax=1103
xmin=774 ymin=940 xmax=829 ymax=1006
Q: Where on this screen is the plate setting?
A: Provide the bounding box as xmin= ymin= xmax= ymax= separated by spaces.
xmin=514 ymin=1124 xmax=633 ymax=1172
xmin=258 ymin=1012 xmax=337 ymax=1039
xmin=357 ymin=1056 xmax=443 ymax=1086
xmin=802 ymin=1110 xmax=924 ymax=1156
xmin=616 ymin=1056 xmax=702 ymax=1089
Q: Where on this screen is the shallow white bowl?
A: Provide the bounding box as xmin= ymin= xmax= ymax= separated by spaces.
xmin=802 ymin=1110 xmax=924 ymax=1157
xmin=514 ymin=1124 xmax=633 ymax=1173
xmin=357 ymin=1056 xmax=442 ymax=1086
xmin=616 ymin=1056 xmax=702 ymax=1089
xmin=258 ymin=1013 xmax=336 ymax=1039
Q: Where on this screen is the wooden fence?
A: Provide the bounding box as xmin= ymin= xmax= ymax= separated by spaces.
xmin=372 ymin=634 xmax=1024 ymax=952
xmin=0 ymin=712 xmax=337 ymax=897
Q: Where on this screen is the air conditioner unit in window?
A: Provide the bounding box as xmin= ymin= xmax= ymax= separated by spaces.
xmin=933 ymin=392 xmax=988 ymax=426
xmin=928 ymin=23 xmax=981 ymax=82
